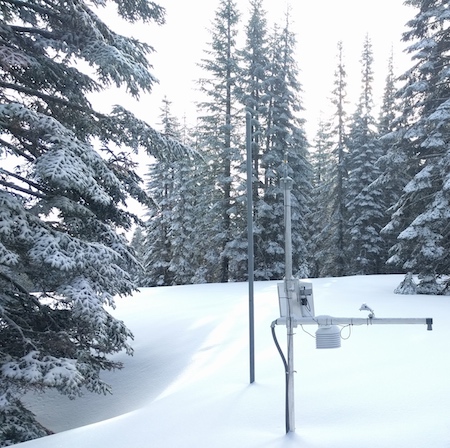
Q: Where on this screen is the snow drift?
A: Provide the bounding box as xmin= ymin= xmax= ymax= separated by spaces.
xmin=18 ymin=275 xmax=450 ymax=447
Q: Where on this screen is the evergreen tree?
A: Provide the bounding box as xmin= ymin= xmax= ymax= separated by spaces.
xmin=129 ymin=226 xmax=146 ymax=286
xmin=254 ymin=14 xmax=311 ymax=279
xmin=310 ymin=118 xmax=334 ymax=188
xmin=313 ymin=41 xmax=349 ymax=277
xmin=386 ymin=0 xmax=450 ymax=294
xmin=378 ymin=49 xmax=398 ymax=138
xmin=345 ymin=35 xmax=385 ymax=274
xmin=196 ymin=0 xmax=243 ymax=283
xmin=225 ymin=0 xmax=271 ymax=282
xmin=143 ymin=97 xmax=190 ymax=286
xmin=143 ymin=100 xmax=207 ymax=286
xmin=143 ymin=159 xmax=174 ymax=286
xmin=0 ymin=1 xmax=189 ymax=442
xmin=163 ymin=105 xmax=201 ymax=285
xmin=308 ymin=118 xmax=334 ymax=277
xmin=239 ymin=0 xmax=270 ymax=201
xmin=370 ymin=49 xmax=404 ymax=273
xmin=382 ymin=0 xmax=450 ymax=294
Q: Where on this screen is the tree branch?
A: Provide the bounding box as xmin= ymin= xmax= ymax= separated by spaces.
xmin=0 ymin=167 xmax=48 ymax=193
xmin=0 ymin=138 xmax=35 ymax=162
xmin=0 ymin=270 xmax=34 ymax=300
xmin=0 ymin=81 xmax=107 ymax=118
xmin=0 ymin=178 xmax=46 ymax=199
xmin=10 ymin=25 xmax=54 ymax=39
xmin=0 ymin=304 xmax=38 ymax=350
xmin=3 ymin=0 xmax=58 ymax=19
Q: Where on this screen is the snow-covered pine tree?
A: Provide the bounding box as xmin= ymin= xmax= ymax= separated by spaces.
xmin=196 ymin=0 xmax=243 ymax=283
xmin=378 ymin=49 xmax=398 ymax=138
xmin=166 ymin=120 xmax=219 ymax=284
xmin=0 ymin=1 xmax=190 ymax=443
xmin=239 ymin=0 xmax=269 ymax=202
xmin=308 ymin=118 xmax=335 ymax=277
xmin=255 ymin=13 xmax=311 ymax=279
xmin=345 ymin=35 xmax=385 ymax=274
xmin=369 ymin=49 xmax=404 ymax=273
xmin=227 ymin=0 xmax=271 ymax=282
xmin=143 ymin=97 xmax=184 ymax=286
xmin=312 ymin=41 xmax=349 ymax=277
xmin=382 ymin=0 xmax=450 ymax=294
xmin=158 ymin=99 xmax=199 ymax=285
xmin=143 ymin=162 xmax=174 ymax=286
xmin=129 ymin=226 xmax=147 ymax=286
xmin=310 ymin=119 xmax=334 ymax=189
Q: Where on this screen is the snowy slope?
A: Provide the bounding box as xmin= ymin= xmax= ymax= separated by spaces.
xmin=18 ymin=276 xmax=450 ymax=447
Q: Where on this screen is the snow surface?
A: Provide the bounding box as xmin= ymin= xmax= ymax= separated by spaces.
xmin=18 ymin=275 xmax=450 ymax=447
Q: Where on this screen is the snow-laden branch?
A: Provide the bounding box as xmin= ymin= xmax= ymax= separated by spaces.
xmin=0 ymin=81 xmax=103 ymax=117
xmin=0 ymin=178 xmax=46 ymax=199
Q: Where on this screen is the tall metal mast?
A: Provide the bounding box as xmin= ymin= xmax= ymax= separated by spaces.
xmin=246 ymin=112 xmax=255 ymax=384
xmin=280 ymin=152 xmax=295 ymax=432
xmin=272 ymin=153 xmax=433 ymax=436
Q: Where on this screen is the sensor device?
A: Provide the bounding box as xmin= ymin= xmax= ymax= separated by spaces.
xmin=278 ymin=279 xmax=315 ymax=319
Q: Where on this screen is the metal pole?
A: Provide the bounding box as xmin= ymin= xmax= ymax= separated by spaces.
xmin=246 ymin=112 xmax=255 ymax=384
xmin=275 ymin=316 xmax=433 ymax=328
xmin=281 ymin=169 xmax=295 ymax=433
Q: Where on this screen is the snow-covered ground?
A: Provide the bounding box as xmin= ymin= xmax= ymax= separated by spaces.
xmin=18 ymin=275 xmax=450 ymax=447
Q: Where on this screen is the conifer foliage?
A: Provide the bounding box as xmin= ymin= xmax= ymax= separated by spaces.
xmin=143 ymin=97 xmax=198 ymax=286
xmin=345 ymin=35 xmax=385 ymax=274
xmin=383 ymin=0 xmax=450 ymax=293
xmin=254 ymin=14 xmax=311 ymax=279
xmin=0 ymin=1 xmax=188 ymax=443
xmin=311 ymin=42 xmax=349 ymax=277
xmin=196 ymin=0 xmax=243 ymax=283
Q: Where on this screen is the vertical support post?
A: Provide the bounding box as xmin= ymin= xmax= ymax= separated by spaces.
xmin=246 ymin=112 xmax=255 ymax=384
xmin=281 ymin=167 xmax=295 ymax=432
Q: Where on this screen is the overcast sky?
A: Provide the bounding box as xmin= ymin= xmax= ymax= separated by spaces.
xmin=96 ymin=0 xmax=415 ymax=140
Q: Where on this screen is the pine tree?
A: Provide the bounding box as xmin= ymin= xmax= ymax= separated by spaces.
xmin=239 ymin=0 xmax=270 ymax=201
xmin=196 ymin=0 xmax=243 ymax=283
xmin=224 ymin=0 xmax=271 ymax=282
xmin=382 ymin=0 xmax=450 ymax=294
xmin=129 ymin=226 xmax=146 ymax=286
xmin=160 ymin=101 xmax=200 ymax=284
xmin=143 ymin=97 xmax=184 ymax=286
xmin=254 ymin=14 xmax=311 ymax=279
xmin=378 ymin=49 xmax=398 ymax=138
xmin=143 ymin=159 xmax=174 ymax=286
xmin=345 ymin=35 xmax=385 ymax=274
xmin=313 ymin=41 xmax=349 ymax=277
xmin=308 ymin=118 xmax=334 ymax=277
xmin=370 ymin=49 xmax=404 ymax=273
xmin=0 ymin=1 xmax=189 ymax=442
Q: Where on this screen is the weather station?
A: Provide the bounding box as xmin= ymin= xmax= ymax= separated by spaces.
xmin=269 ymin=153 xmax=434 ymax=434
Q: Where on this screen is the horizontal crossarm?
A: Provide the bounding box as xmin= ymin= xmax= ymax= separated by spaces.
xmin=275 ymin=316 xmax=433 ymax=330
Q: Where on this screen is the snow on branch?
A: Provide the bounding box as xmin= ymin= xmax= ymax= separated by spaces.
xmin=0 ymin=102 xmax=124 ymax=205
xmin=110 ymin=0 xmax=166 ymax=24
xmin=107 ymin=105 xmax=197 ymax=161
xmin=0 ymin=45 xmax=31 ymax=69
xmin=1 ymin=351 xmax=83 ymax=398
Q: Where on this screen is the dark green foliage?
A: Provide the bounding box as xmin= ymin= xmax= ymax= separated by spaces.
xmin=382 ymin=0 xmax=450 ymax=293
xmin=0 ymin=399 xmax=51 ymax=446
xmin=0 ymin=0 xmax=190 ymax=444
xmin=311 ymin=42 xmax=349 ymax=278
xmin=346 ymin=35 xmax=385 ymax=275
xmin=196 ymin=0 xmax=243 ymax=283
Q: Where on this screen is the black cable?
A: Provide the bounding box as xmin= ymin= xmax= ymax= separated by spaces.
xmin=271 ymin=321 xmax=290 ymax=433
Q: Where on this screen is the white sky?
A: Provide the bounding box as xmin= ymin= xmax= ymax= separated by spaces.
xmin=96 ymin=0 xmax=415 ymax=140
